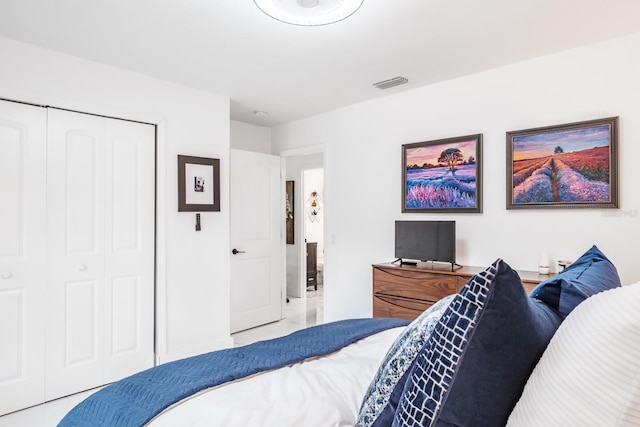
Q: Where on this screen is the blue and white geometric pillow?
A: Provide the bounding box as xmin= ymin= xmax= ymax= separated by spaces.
xmin=356 ymin=294 xmax=455 ymax=427
xmin=391 ymin=261 xmax=498 ymax=427
xmin=390 ymin=258 xmax=567 ymax=427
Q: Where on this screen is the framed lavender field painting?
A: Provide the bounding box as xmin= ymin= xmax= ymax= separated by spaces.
xmin=402 ymin=134 xmax=482 ymax=213
xmin=506 ymin=117 xmax=619 ymax=209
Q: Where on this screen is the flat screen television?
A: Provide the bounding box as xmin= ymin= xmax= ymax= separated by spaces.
xmin=394 ymin=220 xmax=456 ymax=269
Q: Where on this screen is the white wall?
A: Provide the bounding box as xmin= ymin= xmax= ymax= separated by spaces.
xmin=272 ymin=33 xmax=640 ymax=321
xmin=0 ymin=37 xmax=232 ymax=363
xmin=230 ymin=120 xmax=271 ymax=153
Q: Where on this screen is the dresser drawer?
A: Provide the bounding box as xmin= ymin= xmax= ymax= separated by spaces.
xmin=372 ymin=294 xmax=432 ymax=321
xmin=373 ymin=267 xmax=457 ymax=302
xmin=521 ymin=280 xmax=538 ymax=294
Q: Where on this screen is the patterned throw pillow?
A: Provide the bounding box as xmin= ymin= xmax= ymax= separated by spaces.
xmin=356 ymin=294 xmax=454 ymax=427
xmin=392 ymin=259 xmax=563 ymax=427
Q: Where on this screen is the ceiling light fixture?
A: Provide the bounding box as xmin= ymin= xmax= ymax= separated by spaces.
xmin=254 ymin=110 xmax=269 ymax=118
xmin=254 ymin=0 xmax=364 ymax=26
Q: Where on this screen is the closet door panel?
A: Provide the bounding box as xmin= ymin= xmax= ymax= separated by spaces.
xmin=0 ymin=103 xmax=155 ymax=411
xmin=45 ymin=110 xmax=106 ymax=400
xmin=65 ymin=132 xmax=101 ymax=253
xmin=104 ymin=119 xmax=155 ymax=382
xmin=0 ymin=126 xmax=22 ymax=255
xmin=64 ymin=280 xmax=100 ymax=364
xmin=0 ymin=100 xmax=47 ymax=415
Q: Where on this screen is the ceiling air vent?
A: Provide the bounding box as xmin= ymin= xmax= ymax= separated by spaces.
xmin=373 ymin=76 xmax=408 ymax=90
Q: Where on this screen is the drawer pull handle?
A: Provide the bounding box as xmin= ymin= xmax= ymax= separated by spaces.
xmin=376 ymin=294 xmax=428 ymax=310
xmin=375 ymin=268 xmax=457 ymax=282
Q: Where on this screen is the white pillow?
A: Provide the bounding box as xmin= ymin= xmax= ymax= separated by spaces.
xmin=507 ymin=282 xmax=640 ymax=427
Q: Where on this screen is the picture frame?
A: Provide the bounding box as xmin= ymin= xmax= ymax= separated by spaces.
xmin=178 ymin=155 xmax=220 ymax=212
xmin=506 ymin=117 xmax=619 ymax=209
xmin=402 ymin=134 xmax=483 ymax=213
xmin=285 ymin=180 xmax=294 ymax=244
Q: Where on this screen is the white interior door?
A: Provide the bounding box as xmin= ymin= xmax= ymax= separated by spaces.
xmin=103 ymin=117 xmax=155 ymax=383
xmin=0 ymin=100 xmax=48 ymax=415
xmin=45 ymin=109 xmax=155 ymax=400
xmin=230 ymin=149 xmax=283 ymax=333
xmin=45 ymin=110 xmax=106 ymax=399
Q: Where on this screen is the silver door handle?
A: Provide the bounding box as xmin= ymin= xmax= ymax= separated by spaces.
xmin=78 ymin=264 xmax=87 ymax=272
xmin=1 ymin=271 xmax=12 ymax=279
xmin=232 ymin=248 xmax=246 ymax=255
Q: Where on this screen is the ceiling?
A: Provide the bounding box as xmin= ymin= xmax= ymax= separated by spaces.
xmin=1 ymin=0 xmax=640 ymax=127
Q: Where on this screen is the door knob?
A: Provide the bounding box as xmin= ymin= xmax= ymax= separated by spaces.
xmin=78 ymin=264 xmax=87 ymax=272
xmin=232 ymin=248 xmax=246 ymax=255
xmin=1 ymin=271 xmax=12 ymax=279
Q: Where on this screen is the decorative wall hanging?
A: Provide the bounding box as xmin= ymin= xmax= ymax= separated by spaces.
xmin=306 ymin=190 xmax=322 ymax=222
xmin=178 ymin=155 xmax=220 ymax=212
xmin=402 ymin=134 xmax=483 ymax=213
xmin=506 ymin=117 xmax=619 ymax=209
xmin=285 ymin=180 xmax=294 ymax=244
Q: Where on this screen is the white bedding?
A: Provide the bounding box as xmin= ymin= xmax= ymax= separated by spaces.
xmin=147 ymin=326 xmax=404 ymax=427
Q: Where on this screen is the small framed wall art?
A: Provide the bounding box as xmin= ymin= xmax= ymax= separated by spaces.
xmin=178 ymin=155 xmax=220 ymax=212
xmin=402 ymin=134 xmax=483 ymax=213
xmin=285 ymin=180 xmax=294 ymax=244
xmin=506 ymin=117 xmax=619 ymax=209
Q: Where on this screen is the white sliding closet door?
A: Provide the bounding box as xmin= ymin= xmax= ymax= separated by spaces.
xmin=102 ymin=116 xmax=155 ymax=384
xmin=0 ymin=100 xmax=48 ymax=415
xmin=45 ymin=109 xmax=155 ymax=400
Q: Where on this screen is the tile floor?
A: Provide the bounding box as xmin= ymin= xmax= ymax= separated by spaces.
xmin=232 ymin=285 xmax=324 ymax=346
xmin=0 ymin=287 xmax=324 ymax=427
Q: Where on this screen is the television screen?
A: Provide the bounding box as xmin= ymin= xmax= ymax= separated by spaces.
xmin=394 ymin=220 xmax=456 ymax=265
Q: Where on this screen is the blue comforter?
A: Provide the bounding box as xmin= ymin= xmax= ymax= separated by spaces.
xmin=58 ymin=318 xmax=408 ymax=427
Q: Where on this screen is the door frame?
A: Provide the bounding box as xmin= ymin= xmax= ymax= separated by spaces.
xmin=278 ymin=144 xmax=327 ymax=306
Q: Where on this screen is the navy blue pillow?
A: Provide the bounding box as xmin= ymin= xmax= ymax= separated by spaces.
xmin=392 ymin=259 xmax=562 ymax=427
xmin=530 ymin=245 xmax=621 ymax=319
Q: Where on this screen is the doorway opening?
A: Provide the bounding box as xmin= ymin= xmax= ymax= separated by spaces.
xmin=302 ymin=168 xmax=324 ymax=323
xmin=282 ymin=149 xmax=325 ymax=326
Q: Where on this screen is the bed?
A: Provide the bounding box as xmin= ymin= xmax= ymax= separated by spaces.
xmin=59 ymin=246 xmax=640 ymax=427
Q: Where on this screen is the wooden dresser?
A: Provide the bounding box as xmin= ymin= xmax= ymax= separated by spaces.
xmin=372 ymin=262 xmax=553 ymax=321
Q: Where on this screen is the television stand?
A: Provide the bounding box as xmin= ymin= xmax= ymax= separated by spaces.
xmin=397 ymin=259 xmax=418 ymax=266
xmin=372 ymin=263 xmax=553 ymax=321
xmin=417 ymin=260 xmax=462 ymax=272
xmin=393 ymin=259 xmax=461 ymax=271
